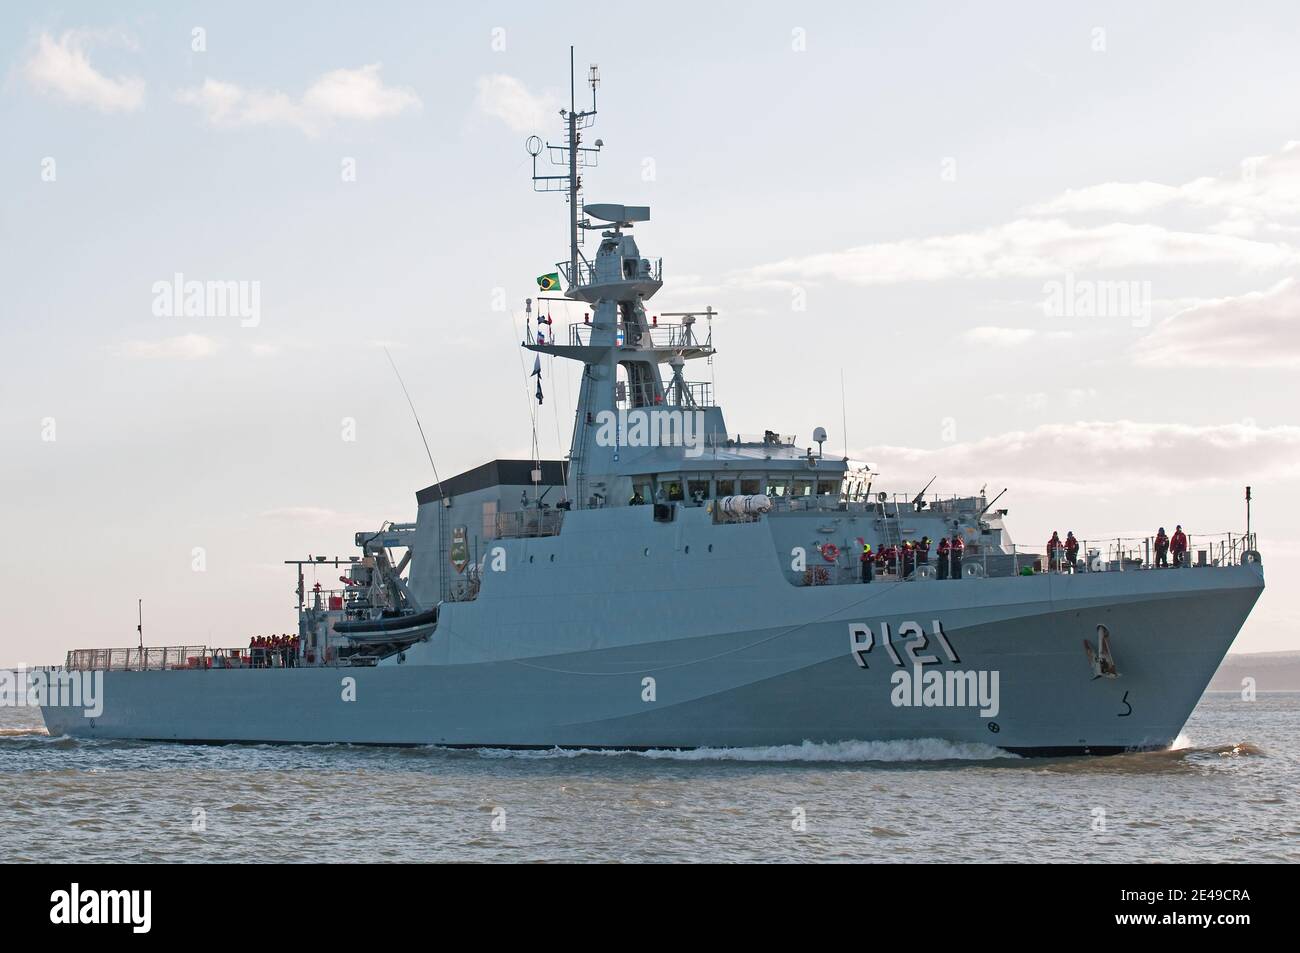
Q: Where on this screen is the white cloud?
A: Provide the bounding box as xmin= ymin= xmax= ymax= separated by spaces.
xmin=176 ymin=63 xmax=419 ymax=135
xmin=475 ymin=74 xmax=556 ymax=133
xmin=115 ymin=334 xmax=220 ymax=360
xmin=859 ymin=420 xmax=1300 ymax=496
xmin=962 ymin=326 xmax=1038 ymax=346
xmin=301 ymin=64 xmax=420 ymax=120
xmin=20 ymin=29 xmax=144 ymax=113
xmin=1024 ymin=181 xmax=1183 ymax=217
xmin=1132 ymin=278 xmax=1300 ymax=368
xmin=747 ymin=219 xmax=1296 ymax=286
xmin=1025 ymin=140 xmax=1300 ymax=222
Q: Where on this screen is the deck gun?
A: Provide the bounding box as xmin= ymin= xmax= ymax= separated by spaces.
xmin=977 ymin=488 xmax=1009 ymax=521
xmin=911 ymin=475 xmax=937 ymax=510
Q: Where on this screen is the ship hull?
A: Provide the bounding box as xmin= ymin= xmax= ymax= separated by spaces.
xmin=41 ymin=563 xmax=1263 ymax=755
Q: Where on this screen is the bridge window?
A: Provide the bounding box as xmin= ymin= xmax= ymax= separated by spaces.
xmin=793 ymin=479 xmax=814 ymax=497
xmin=817 ymin=480 xmax=840 ymax=496
xmin=715 ymin=478 xmax=735 ymax=497
xmin=688 ymin=479 xmax=709 ymax=503
xmin=658 ymin=479 xmax=684 ymax=502
xmin=740 ymin=478 xmax=761 ymax=495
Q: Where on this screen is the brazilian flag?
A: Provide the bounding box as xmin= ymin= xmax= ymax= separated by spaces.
xmin=536 ymin=273 xmax=560 ymax=291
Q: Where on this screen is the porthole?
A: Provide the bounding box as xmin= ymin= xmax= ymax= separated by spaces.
xmin=529 ymin=555 xmax=534 ymax=563
xmin=708 ymin=544 xmax=714 ymax=553
xmin=684 ymin=545 xmax=691 ymax=554
xmin=643 ymin=547 xmax=650 ymax=557
xmin=549 ymin=554 xmax=555 ymax=562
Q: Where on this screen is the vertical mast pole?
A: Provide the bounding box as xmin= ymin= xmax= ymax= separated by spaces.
xmin=568 ymin=46 xmax=579 ymax=287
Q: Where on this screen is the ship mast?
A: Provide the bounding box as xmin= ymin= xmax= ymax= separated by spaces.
xmin=528 ymin=46 xmax=599 ymax=289
xmin=522 ymin=49 xmax=714 ymax=509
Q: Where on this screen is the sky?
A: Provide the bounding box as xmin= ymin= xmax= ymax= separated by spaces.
xmin=2 ymin=1 xmax=1299 ymax=663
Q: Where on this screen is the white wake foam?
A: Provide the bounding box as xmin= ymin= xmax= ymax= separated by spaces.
xmin=471 ymin=738 xmax=1017 ymax=763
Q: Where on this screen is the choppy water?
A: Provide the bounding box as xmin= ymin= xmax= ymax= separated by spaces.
xmin=2 ymin=693 xmax=1296 ymax=862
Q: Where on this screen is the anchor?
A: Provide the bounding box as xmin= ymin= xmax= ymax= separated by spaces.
xmin=1083 ymin=624 xmax=1120 ymax=679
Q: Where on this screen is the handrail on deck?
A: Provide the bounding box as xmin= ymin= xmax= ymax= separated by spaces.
xmin=793 ymin=531 xmax=1258 ymax=586
xmin=64 ymin=645 xmax=250 ymax=672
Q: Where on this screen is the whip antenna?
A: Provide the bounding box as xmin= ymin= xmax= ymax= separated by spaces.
xmin=384 ymin=346 xmax=443 ymax=496
xmin=840 ymin=368 xmax=848 ymax=460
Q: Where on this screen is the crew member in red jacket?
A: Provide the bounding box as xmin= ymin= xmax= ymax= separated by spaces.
xmin=1046 ymin=531 xmax=1063 ymax=571
xmin=1154 ymin=527 xmax=1170 ymax=567
xmin=1170 ymin=525 xmax=1189 ymax=567
xmin=1064 ymin=531 xmax=1079 ymax=572
xmin=937 ymin=537 xmax=951 ymax=580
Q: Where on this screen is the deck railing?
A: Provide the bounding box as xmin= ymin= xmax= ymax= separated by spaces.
xmin=64 ymin=645 xmax=249 ymax=672
xmin=794 ymin=532 xmax=1259 ymax=586
xmin=492 ymin=508 xmax=565 ymax=539
xmin=565 ymin=318 xmax=704 ymax=350
xmin=616 ymin=380 xmax=713 ymax=409
xmin=559 ymin=257 xmax=662 ymax=289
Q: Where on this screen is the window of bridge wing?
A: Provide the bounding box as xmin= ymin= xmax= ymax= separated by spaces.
xmin=715 ymin=477 xmax=735 ymax=498
xmin=629 ymin=478 xmax=652 ymax=505
xmin=793 ymin=479 xmax=814 ymax=498
xmin=687 ymin=479 xmax=709 ymax=504
xmin=740 ymin=477 xmax=761 ymax=496
xmin=765 ymin=476 xmax=790 ymax=497
xmin=655 ymin=477 xmax=684 ymax=503
xmin=816 ymin=479 xmax=841 ymax=497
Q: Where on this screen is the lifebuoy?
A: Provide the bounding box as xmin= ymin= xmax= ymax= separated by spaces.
xmin=820 ymin=543 xmax=840 ymax=563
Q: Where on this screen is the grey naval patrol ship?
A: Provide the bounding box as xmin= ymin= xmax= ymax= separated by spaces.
xmin=41 ymin=53 xmax=1264 ymax=756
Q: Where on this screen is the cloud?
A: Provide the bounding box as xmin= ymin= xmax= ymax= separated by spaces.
xmin=1132 ymin=278 xmax=1300 ymax=368
xmin=1024 ymin=140 xmax=1300 ymax=222
xmin=259 ymin=506 xmax=345 ymax=524
xmin=20 ymin=29 xmax=144 ymax=113
xmin=746 ymin=219 xmax=1296 ymax=286
xmin=858 ymin=420 xmax=1300 ymax=496
xmin=301 ymin=64 xmax=421 ymax=120
xmin=475 ymin=74 xmax=556 ymax=132
xmin=175 ymin=63 xmax=419 ymax=135
xmin=962 ymin=326 xmax=1038 ymax=346
xmin=114 ymin=334 xmax=220 ymax=360
xmin=1024 ymin=181 xmax=1183 ymax=217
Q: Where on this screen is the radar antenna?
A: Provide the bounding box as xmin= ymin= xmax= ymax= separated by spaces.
xmin=526 ymin=46 xmax=602 ymax=291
